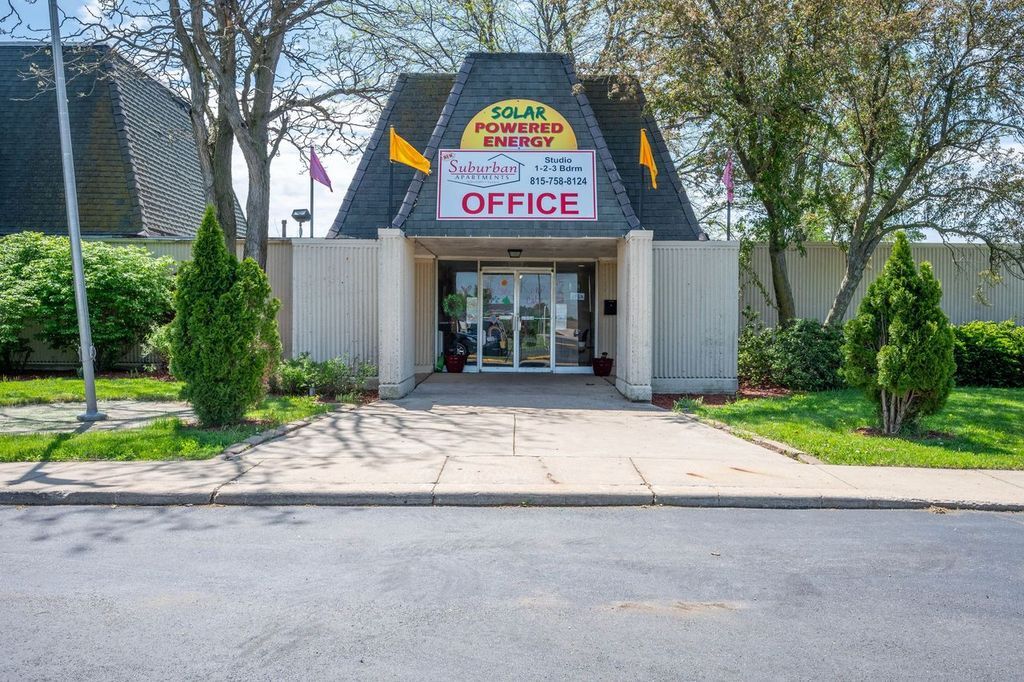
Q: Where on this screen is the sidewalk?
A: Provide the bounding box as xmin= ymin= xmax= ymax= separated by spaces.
xmin=2 ymin=375 xmax=1022 ymax=509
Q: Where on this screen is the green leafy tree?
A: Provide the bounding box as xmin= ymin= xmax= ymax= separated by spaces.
xmin=171 ymin=207 xmax=281 ymax=426
xmin=842 ymin=232 xmax=955 ymax=434
xmin=819 ymin=0 xmax=1024 ymax=325
xmin=624 ymin=0 xmax=846 ymax=324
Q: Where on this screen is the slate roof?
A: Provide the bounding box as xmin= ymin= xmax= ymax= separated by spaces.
xmin=0 ymin=43 xmax=214 ymax=238
xmin=328 ymin=52 xmax=701 ymax=240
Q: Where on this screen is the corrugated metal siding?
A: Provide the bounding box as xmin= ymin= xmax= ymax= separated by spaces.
xmin=264 ymin=241 xmax=293 ymax=356
xmin=414 ymin=258 xmax=436 ymax=371
xmin=290 ymin=239 xmax=379 ymax=363
xmin=652 ymin=243 xmax=739 ymax=384
xmin=597 ymin=259 xmax=617 ymax=361
xmin=742 ymin=243 xmax=1024 ymax=326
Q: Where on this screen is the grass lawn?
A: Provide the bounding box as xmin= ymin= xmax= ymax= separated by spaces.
xmin=680 ymin=387 xmax=1024 ymax=470
xmin=0 ymin=376 xmax=184 ymax=406
xmin=0 ymin=395 xmax=335 ymax=463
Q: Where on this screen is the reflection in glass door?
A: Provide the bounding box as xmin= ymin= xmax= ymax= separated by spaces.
xmin=480 ymin=273 xmax=515 ymax=368
xmin=517 ymin=271 xmax=551 ymax=368
xmin=478 ymin=269 xmax=553 ymax=371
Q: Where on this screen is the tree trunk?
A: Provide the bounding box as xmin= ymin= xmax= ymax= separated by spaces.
xmin=243 ymin=155 xmax=271 ymax=270
xmin=768 ymin=241 xmax=797 ymax=325
xmin=212 ymin=3 xmax=237 ymax=248
xmin=210 ymin=111 xmax=237 ymax=247
xmin=825 ymin=241 xmax=872 ymax=326
xmin=881 ymin=389 xmax=913 ymax=435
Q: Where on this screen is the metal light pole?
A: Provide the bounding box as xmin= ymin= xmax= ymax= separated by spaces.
xmin=49 ymin=0 xmax=105 ymax=421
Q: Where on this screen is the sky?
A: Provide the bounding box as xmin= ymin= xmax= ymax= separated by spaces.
xmin=4 ymin=1 xmax=1001 ymax=243
xmin=3 ymin=0 xmax=360 ymax=237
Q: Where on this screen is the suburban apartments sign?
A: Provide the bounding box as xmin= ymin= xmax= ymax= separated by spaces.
xmin=437 ymin=99 xmax=597 ymax=221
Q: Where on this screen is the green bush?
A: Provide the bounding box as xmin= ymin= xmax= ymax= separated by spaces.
xmin=952 ymin=320 xmax=1024 ymax=387
xmin=843 ymin=232 xmax=955 ymax=435
xmin=738 ymin=312 xmax=844 ymax=391
xmin=737 ymin=311 xmax=775 ymax=387
xmin=0 ymin=232 xmax=175 ymax=370
xmin=270 ymin=353 xmax=375 ymax=400
xmin=269 ymin=353 xmax=318 ymax=396
xmin=142 ymin=322 xmax=175 ymax=373
xmin=313 ymin=357 xmax=375 ymax=400
xmin=0 ymin=233 xmax=49 ymax=371
xmin=170 ymin=208 xmax=281 ymax=426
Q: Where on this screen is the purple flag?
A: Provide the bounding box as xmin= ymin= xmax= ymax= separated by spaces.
xmin=722 ymin=151 xmax=734 ymax=203
xmin=310 ymin=146 xmax=332 ymax=191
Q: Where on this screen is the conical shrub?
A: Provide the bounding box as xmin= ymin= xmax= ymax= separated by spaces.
xmin=170 ymin=207 xmax=281 ymax=426
xmin=842 ymin=232 xmax=955 ymax=435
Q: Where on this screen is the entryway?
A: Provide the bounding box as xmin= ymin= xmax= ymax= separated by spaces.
xmin=438 ymin=259 xmax=599 ymax=374
xmin=480 ymin=269 xmax=552 ymax=371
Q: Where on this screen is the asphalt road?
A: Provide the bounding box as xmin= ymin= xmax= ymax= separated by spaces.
xmin=2 ymin=507 xmax=1022 ymax=681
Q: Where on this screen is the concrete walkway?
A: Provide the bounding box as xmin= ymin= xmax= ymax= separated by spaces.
xmin=1 ymin=374 xmax=1022 ymax=508
xmin=0 ymin=400 xmax=193 ymax=434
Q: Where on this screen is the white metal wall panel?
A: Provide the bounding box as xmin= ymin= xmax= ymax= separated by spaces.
xmin=597 ymin=259 xmax=617 ymax=361
xmin=741 ymin=243 xmax=1024 ymax=326
xmin=652 ymin=243 xmax=739 ymax=392
xmin=290 ymin=239 xmax=379 ymax=364
xmin=414 ymin=258 xmax=437 ymax=371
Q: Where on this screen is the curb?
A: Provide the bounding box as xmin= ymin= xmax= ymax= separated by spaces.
xmin=679 ymin=411 xmax=822 ymax=464
xmin=219 ymin=404 xmax=357 ymax=460
xmin=3 ymin=488 xmax=1022 ymax=511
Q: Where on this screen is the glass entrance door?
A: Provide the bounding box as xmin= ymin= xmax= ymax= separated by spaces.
xmin=480 ymin=272 xmax=515 ymax=369
xmin=516 ymin=271 xmax=552 ymax=368
xmin=479 ymin=269 xmax=553 ymax=371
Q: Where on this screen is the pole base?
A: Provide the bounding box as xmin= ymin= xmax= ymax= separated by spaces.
xmin=77 ymin=412 xmax=108 ymax=422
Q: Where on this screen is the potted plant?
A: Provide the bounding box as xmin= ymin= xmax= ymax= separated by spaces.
xmin=442 ymin=292 xmax=468 ymax=373
xmin=592 ymin=352 xmax=613 ymax=377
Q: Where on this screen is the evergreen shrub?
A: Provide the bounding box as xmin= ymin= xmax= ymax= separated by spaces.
xmin=170 ymin=208 xmax=280 ymax=426
xmin=842 ymin=232 xmax=956 ymax=435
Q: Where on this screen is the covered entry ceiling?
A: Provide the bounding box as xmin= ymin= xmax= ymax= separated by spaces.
xmin=414 ymin=237 xmax=618 ymax=259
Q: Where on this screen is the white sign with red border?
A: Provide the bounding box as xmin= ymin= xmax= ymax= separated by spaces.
xmin=436 ymin=149 xmax=597 ymax=221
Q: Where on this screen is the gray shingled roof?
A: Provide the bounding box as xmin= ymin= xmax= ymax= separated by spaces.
xmin=0 ymin=43 xmax=214 ymax=238
xmin=328 ymin=52 xmax=701 ymax=240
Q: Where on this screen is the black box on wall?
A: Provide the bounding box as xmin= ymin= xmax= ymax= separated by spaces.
xmin=603 ymin=299 xmax=617 ymax=315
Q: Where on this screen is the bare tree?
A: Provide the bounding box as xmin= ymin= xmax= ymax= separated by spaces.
xmin=80 ymin=0 xmax=388 ymax=268
xmin=181 ymin=0 xmax=388 ymax=268
xmin=343 ymin=0 xmax=628 ymax=74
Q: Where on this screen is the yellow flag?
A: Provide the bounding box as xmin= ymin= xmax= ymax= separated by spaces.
xmin=639 ymin=128 xmax=658 ymax=189
xmin=390 ymin=127 xmax=431 ymax=175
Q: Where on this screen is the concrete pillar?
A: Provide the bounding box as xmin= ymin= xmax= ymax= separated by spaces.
xmin=377 ymin=228 xmax=416 ymax=399
xmin=615 ymin=230 xmax=653 ymax=401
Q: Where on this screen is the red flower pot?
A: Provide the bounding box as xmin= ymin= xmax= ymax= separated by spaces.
xmin=444 ymin=353 xmax=467 ymax=373
xmin=592 ymin=355 xmax=613 ymax=377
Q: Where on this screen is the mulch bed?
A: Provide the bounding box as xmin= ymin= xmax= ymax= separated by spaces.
xmin=651 ymin=386 xmax=791 ymax=411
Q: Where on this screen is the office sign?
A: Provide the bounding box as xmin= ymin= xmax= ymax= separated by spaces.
xmin=436 ymin=149 xmax=597 ymax=221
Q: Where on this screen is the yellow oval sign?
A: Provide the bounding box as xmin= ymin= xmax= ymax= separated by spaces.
xmin=460 ymin=99 xmax=577 ymax=150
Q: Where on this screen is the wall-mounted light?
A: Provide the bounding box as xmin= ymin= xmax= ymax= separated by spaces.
xmin=508 ymin=248 xmax=523 ymax=259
